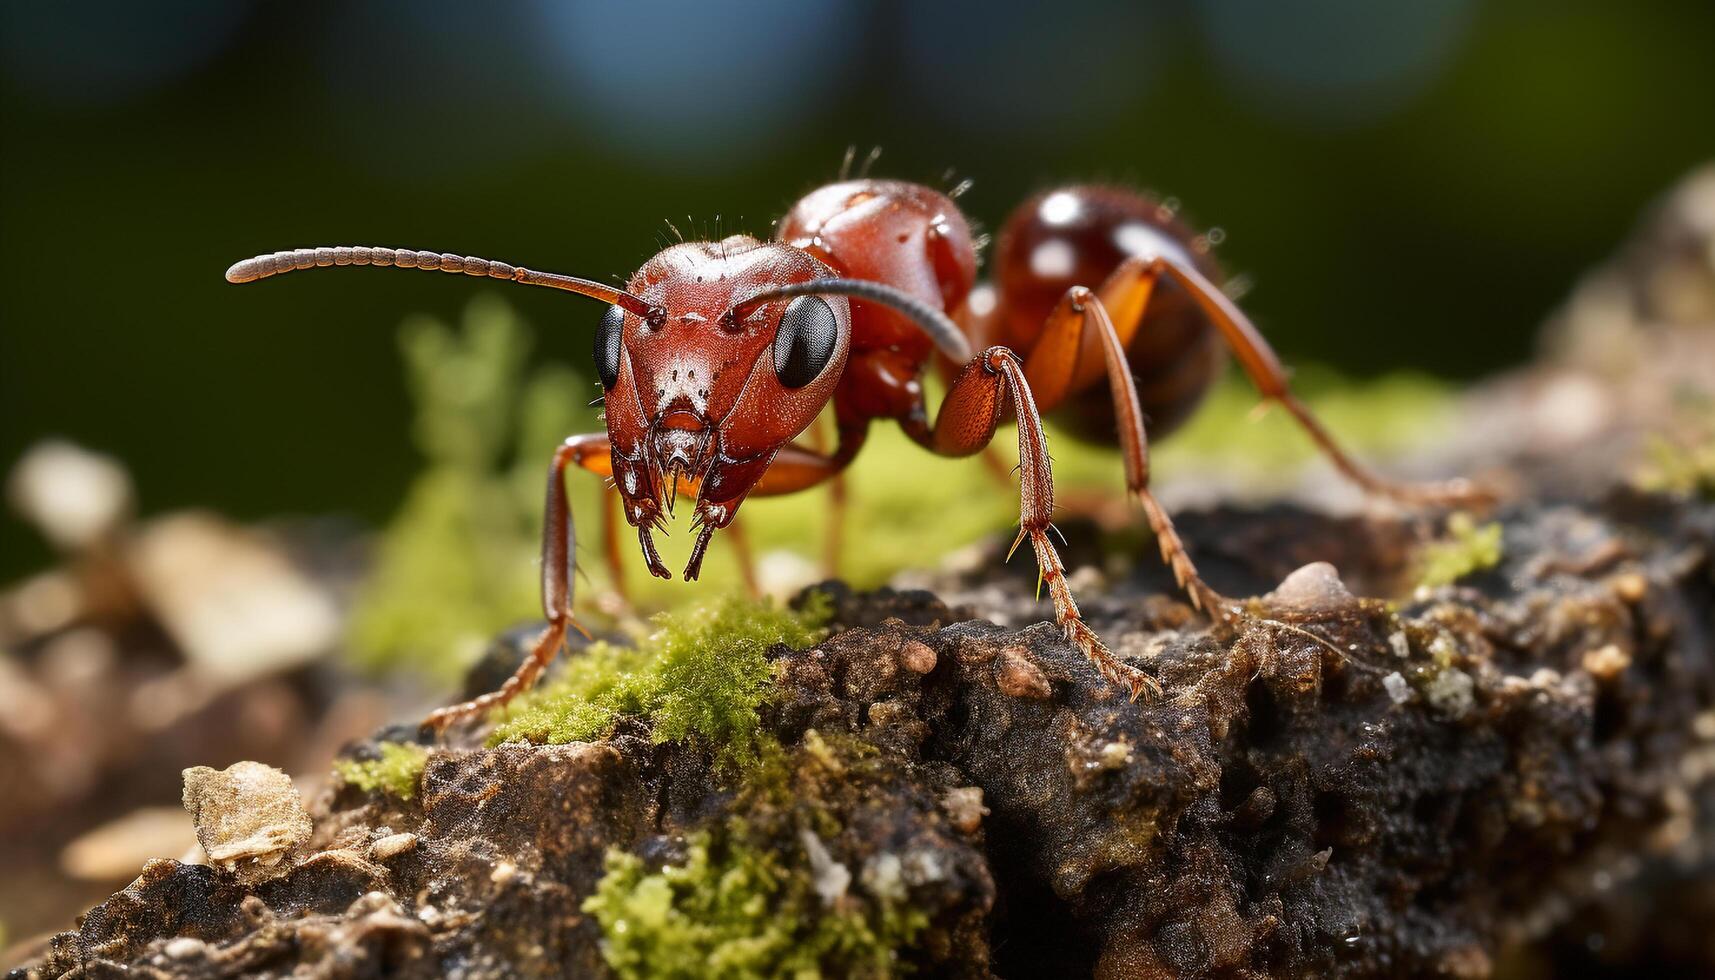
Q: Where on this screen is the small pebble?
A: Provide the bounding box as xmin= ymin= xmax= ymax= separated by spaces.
xmin=369 ymin=832 xmax=418 ymax=861
xmin=180 ymin=761 xmax=311 ymax=883
xmin=347 ymin=891 xmax=399 ymax=916
xmin=1383 ymin=672 xmax=1412 ymax=704
xmin=1611 ymin=572 xmax=1648 ymax=603
xmin=1389 ymin=632 xmax=1411 ymax=659
xmin=1694 ymin=711 xmax=1715 ymax=742
xmin=1581 ymin=644 xmax=1631 ymax=680
xmin=1265 ymin=562 xmax=1357 ymax=613
xmin=163 ymin=937 xmax=205 ymax=961
xmin=996 ymin=647 xmax=1052 ymax=699
xmin=902 ymin=848 xmax=948 ymax=885
xmin=898 ymin=640 xmax=937 ymax=675
xmin=1425 ymin=668 xmax=1476 ymax=718
xmin=942 ymin=787 xmax=988 ymax=834
xmin=1098 ymin=741 xmax=1133 ymax=769
xmin=865 ymin=700 xmax=915 ymax=731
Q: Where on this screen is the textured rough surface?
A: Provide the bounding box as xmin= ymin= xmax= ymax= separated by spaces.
xmin=14 ymin=487 xmax=1714 ymax=979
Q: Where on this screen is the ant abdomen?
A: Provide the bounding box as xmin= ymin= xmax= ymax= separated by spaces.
xmin=993 ymin=185 xmax=1227 ymax=442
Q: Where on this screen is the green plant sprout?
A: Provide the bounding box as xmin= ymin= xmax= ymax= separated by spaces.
xmin=1415 ymin=512 xmax=1505 ymax=589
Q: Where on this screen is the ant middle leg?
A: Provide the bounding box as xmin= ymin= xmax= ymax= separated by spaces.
xmin=1022 ymin=286 xmax=1233 ymax=619
xmin=752 ymin=427 xmax=866 ymax=580
xmin=904 ymin=347 xmax=1159 ymax=699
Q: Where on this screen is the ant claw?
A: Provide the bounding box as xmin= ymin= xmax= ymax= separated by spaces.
xmin=638 ymin=526 xmax=672 ymax=580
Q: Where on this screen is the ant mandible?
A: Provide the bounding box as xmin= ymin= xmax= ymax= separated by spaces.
xmin=227 ymin=175 xmax=1484 ymax=728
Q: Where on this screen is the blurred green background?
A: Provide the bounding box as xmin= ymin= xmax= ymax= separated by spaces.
xmin=3 ymin=0 xmax=1713 ymax=581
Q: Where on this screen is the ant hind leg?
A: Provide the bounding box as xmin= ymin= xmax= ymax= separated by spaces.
xmin=1138 ymin=254 xmax=1492 ymax=508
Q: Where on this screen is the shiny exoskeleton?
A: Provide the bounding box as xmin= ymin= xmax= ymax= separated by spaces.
xmin=226 ymin=177 xmax=1482 ymax=727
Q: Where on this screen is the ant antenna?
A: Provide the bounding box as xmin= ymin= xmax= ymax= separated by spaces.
xmin=734 ymin=277 xmax=971 ymax=364
xmin=224 ymin=245 xmax=660 ymax=321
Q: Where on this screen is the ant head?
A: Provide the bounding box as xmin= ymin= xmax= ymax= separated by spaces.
xmin=226 ymin=236 xmax=970 ymax=581
xmin=598 ymin=237 xmax=851 ymax=546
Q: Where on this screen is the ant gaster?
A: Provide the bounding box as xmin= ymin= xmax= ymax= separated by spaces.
xmin=227 ymin=177 xmax=1485 ymax=728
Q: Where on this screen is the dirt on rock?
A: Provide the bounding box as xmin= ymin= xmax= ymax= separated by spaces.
xmin=14 ymin=483 xmax=1715 ymax=979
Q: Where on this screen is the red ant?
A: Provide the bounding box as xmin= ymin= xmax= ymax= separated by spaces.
xmin=227 ymin=176 xmax=1484 ymax=727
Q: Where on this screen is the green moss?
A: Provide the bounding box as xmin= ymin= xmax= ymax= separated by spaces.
xmin=584 ymin=730 xmax=927 ymax=980
xmin=1635 ymin=433 xmax=1715 ymax=501
xmin=491 ymin=595 xmax=829 ymax=767
xmin=586 ymin=828 xmax=926 ymax=980
xmin=1415 ymin=513 xmax=1505 ymax=589
xmin=333 ymin=741 xmax=431 ymax=801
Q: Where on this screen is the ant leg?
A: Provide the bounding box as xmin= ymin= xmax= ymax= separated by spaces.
xmin=825 ymin=472 xmax=848 ymax=577
xmin=803 ymin=410 xmax=853 ymax=578
xmin=746 ymin=431 xmax=865 ymax=577
xmin=908 ymin=347 xmax=1159 ymax=699
xmin=601 ymin=485 xmax=629 ymax=603
xmin=1133 ymin=255 xmax=1489 ymax=507
xmin=753 ymin=430 xmax=866 ymax=497
xmin=1023 ymin=287 xmax=1232 ymax=619
xmin=425 ymin=433 xmax=607 ymax=730
xmin=727 ymin=516 xmax=762 ymax=597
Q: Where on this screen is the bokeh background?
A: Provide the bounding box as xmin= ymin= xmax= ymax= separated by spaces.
xmin=5 ymin=0 xmax=1715 ymax=955
xmin=3 ymin=0 xmax=1714 ymax=579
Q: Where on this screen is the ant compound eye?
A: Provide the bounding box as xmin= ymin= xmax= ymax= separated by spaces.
xmin=594 ymin=304 xmax=623 ymax=389
xmin=771 ymin=295 xmax=838 ymax=389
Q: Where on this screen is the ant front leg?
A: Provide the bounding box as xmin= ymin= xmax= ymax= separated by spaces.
xmin=1108 ymin=255 xmax=1490 ymax=508
xmin=1023 ymin=287 xmax=1233 ymax=619
xmin=906 ymin=347 xmax=1160 ymax=700
xmin=424 ymin=433 xmax=607 ymax=730
xmin=824 ymin=473 xmax=849 ymax=577
xmin=804 ymin=412 xmax=852 ymax=577
xmin=724 ymin=515 xmax=762 ymax=598
xmin=600 ymin=483 xmax=631 ymax=604
xmin=753 ymin=432 xmax=867 ymax=578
